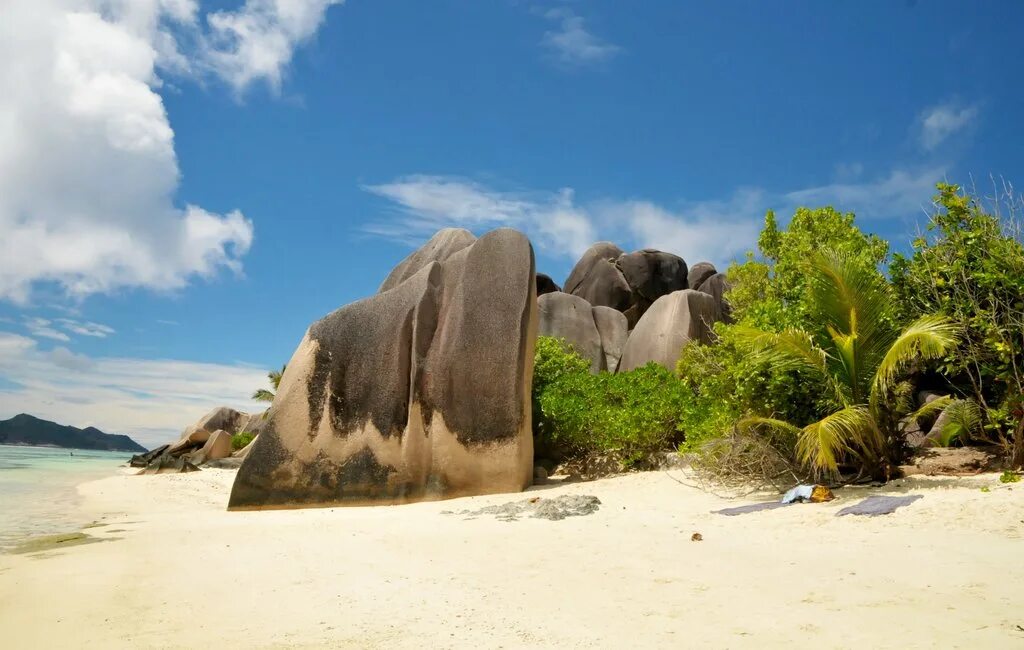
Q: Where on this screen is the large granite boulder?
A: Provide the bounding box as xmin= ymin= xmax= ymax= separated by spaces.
xmin=378 ymin=228 xmax=476 ymax=293
xmin=563 ymin=242 xmax=631 ymax=312
xmin=230 ymin=228 xmax=537 ymax=509
xmin=563 ymin=243 xmax=691 ymax=329
xmin=618 ymin=290 xmax=720 ymax=372
xmin=687 ymin=262 xmax=717 ymax=292
xmin=592 ymin=306 xmax=628 ymax=373
xmin=538 ymin=292 xmax=605 ymax=372
xmin=696 ymin=272 xmax=733 ymax=323
xmin=616 ymin=249 xmax=688 ymax=327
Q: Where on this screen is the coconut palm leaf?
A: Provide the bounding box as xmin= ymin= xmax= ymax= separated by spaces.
xmin=269 ymin=364 xmax=287 ymax=391
xmin=905 ymin=394 xmax=954 ymax=423
xmin=732 ymin=326 xmax=848 ymax=404
xmin=872 ymin=315 xmax=958 ymax=399
xmin=251 ymin=388 xmax=275 ymax=402
xmin=934 ymin=399 xmax=983 ymax=447
xmin=796 ymin=406 xmax=875 ymax=478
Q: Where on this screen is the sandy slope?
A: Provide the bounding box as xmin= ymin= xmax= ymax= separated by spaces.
xmin=0 ymin=468 xmax=1022 ymax=649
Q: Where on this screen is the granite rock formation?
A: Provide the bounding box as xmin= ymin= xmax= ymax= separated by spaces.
xmin=229 ymin=228 xmax=537 ymax=509
xmin=617 ymin=289 xmax=720 ymax=372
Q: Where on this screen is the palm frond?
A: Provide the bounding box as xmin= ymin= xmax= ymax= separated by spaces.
xmin=252 ymin=389 xmax=276 ymax=402
xmin=872 ymin=315 xmax=958 ymax=398
xmin=934 ymin=399 xmax=983 ymax=447
xmin=905 ymin=394 xmax=954 ymax=423
xmin=736 ymin=415 xmax=801 ymax=438
xmin=796 ymin=406 xmax=875 ymax=478
xmin=269 ymin=364 xmax=287 ymax=391
xmin=733 ymin=326 xmax=849 ymax=405
xmin=808 ymin=251 xmax=891 ymax=344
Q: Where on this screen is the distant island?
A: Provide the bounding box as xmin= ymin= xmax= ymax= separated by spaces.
xmin=0 ymin=414 xmax=145 ymax=452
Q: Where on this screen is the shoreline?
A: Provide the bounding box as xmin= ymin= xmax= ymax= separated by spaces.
xmin=0 ymin=468 xmax=1022 ymax=648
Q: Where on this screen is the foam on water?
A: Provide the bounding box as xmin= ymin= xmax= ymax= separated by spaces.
xmin=0 ymin=445 xmax=128 ymax=552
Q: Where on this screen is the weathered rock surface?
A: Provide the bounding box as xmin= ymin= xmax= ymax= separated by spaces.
xmin=538 ymin=292 xmax=605 ymax=372
xmin=563 ymin=244 xmax=692 ymax=329
xmin=618 ymin=289 xmax=720 ymax=372
xmin=697 ymin=272 xmax=733 ymax=322
xmin=563 ymin=242 xmax=631 ymax=312
xmin=592 ymin=306 xmax=628 ymax=373
xmin=687 ymin=262 xmax=717 ymax=292
xmin=378 ymin=228 xmax=476 ymax=293
xmin=230 ymin=228 xmax=537 ymax=509
xmin=136 ymin=406 xmax=259 ymax=470
xmin=130 ymin=444 xmax=169 ymax=468
xmin=189 ymin=429 xmax=233 ymax=465
xmin=536 ymin=273 xmax=561 ymax=296
xmin=140 ymin=454 xmax=200 ymax=475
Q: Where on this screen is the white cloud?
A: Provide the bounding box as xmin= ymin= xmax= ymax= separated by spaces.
xmin=918 ymin=102 xmax=979 ymax=150
xmin=0 ymin=0 xmax=256 ymax=304
xmin=541 ymin=8 xmax=621 ymax=67
xmin=203 ymin=0 xmax=344 ymax=93
xmin=784 ymin=167 xmax=945 ymax=220
xmin=0 ymin=1 xmax=343 ymax=305
xmin=363 ymin=176 xmax=597 ymax=259
xmin=55 ymin=318 xmax=116 ymax=338
xmin=365 ymin=166 xmax=947 ymax=270
xmin=0 ymin=331 xmax=269 ymax=448
xmin=24 ymin=317 xmax=71 ymax=342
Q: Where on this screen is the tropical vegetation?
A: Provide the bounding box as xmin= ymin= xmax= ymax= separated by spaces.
xmin=532 ymin=181 xmax=1024 ymax=484
xmin=252 ymin=364 xmax=286 ymax=403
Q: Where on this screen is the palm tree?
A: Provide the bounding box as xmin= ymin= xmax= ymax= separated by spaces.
xmin=252 ymin=364 xmax=286 ymax=403
xmin=736 ymin=251 xmax=958 ymax=479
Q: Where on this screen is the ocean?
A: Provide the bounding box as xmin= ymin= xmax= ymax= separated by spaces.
xmin=0 ymin=445 xmax=129 ymax=552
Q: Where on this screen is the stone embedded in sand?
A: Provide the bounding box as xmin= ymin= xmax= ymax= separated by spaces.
xmin=617 ymin=289 xmax=720 ymax=372
xmin=130 ymin=444 xmax=169 ymax=468
xmin=378 ymin=227 xmax=476 ymax=293
xmin=538 ymin=292 xmax=605 ymax=372
xmin=229 ymin=228 xmax=537 ymax=509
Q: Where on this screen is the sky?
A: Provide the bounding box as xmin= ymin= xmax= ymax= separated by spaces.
xmin=1 ymin=0 xmax=1023 ymax=448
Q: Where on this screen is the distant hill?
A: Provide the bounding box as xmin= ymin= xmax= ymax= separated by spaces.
xmin=0 ymin=414 xmax=146 ymax=452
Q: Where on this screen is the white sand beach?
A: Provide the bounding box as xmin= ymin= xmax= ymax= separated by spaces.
xmin=1 ymin=468 xmax=1022 ymax=649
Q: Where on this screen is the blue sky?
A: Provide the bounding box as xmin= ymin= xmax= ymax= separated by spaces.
xmin=2 ymin=0 xmax=1022 ymax=447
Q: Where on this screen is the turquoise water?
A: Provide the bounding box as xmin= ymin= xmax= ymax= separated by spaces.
xmin=0 ymin=445 xmax=129 ymax=552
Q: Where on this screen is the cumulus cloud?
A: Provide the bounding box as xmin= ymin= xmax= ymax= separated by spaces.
xmin=0 ymin=0 xmax=343 ymax=304
xmin=541 ymin=8 xmax=621 ymax=67
xmin=918 ymin=102 xmax=979 ymax=150
xmin=0 ymin=331 xmax=269 ymax=448
xmin=203 ymin=0 xmax=345 ymax=93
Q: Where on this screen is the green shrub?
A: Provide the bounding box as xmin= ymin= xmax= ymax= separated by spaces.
xmin=232 ymin=431 xmax=256 ymax=451
xmin=532 ymin=336 xmax=688 ymax=465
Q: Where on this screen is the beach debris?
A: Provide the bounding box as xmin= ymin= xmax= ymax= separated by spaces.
xmin=781 ymin=484 xmax=835 ymax=504
xmin=443 ymin=494 xmax=602 ymax=521
xmin=691 ymin=532 xmax=703 ymax=542
xmin=836 ymin=495 xmax=922 ymax=517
